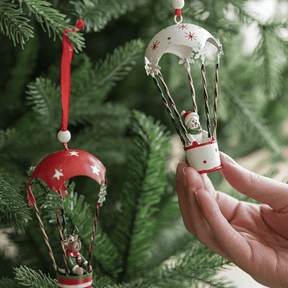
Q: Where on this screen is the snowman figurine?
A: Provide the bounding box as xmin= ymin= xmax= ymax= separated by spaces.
xmin=181 ymin=110 xmax=209 ymax=146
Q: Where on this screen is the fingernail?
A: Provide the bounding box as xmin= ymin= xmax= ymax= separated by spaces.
xmin=220 ymin=152 xmax=237 ymax=165
xmin=183 ymin=167 xmax=188 ymax=188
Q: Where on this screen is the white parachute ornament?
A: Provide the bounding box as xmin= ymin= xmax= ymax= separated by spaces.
xmin=145 ymin=0 xmax=224 ymax=174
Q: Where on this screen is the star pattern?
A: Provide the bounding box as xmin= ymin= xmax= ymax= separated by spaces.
xmin=69 ymin=151 xmax=79 ymax=157
xmin=185 ymin=31 xmax=197 ymax=41
xmin=151 ymin=40 xmax=160 ymax=51
xmin=178 ymin=24 xmax=187 ymax=30
xmin=53 ymin=169 xmax=64 ymax=180
xmin=91 ymin=165 xmax=100 ymax=175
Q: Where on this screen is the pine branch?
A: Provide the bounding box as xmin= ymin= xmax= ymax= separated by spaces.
xmin=0 ymin=0 xmax=33 ymax=48
xmin=71 ymin=39 xmax=144 ymax=107
xmin=14 ymin=266 xmax=57 ymax=288
xmin=110 ymin=111 xmax=171 ymax=281
xmin=0 ymin=174 xmax=31 ymax=234
xmin=144 ymin=217 xmax=193 ymax=271
xmin=255 ymin=24 xmax=287 ymax=99
xmin=26 ymin=77 xmax=61 ymax=130
xmin=93 ymin=39 xmax=144 ymax=91
xmin=0 ymin=278 xmax=18 ymax=288
xmin=226 ymin=93 xmax=280 ymax=154
xmin=219 ymin=0 xmax=257 ymax=24
xmin=143 ymin=240 xmax=234 ymax=288
xmin=0 ymin=128 xmax=17 ymax=150
xmin=22 ymin=0 xmax=85 ymax=52
xmin=1 ymin=35 xmax=39 ymax=116
xmin=70 ymin=0 xmax=149 ymax=33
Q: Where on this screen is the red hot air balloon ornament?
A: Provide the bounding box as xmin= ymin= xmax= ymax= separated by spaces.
xmin=145 ymin=0 xmax=224 ymax=174
xmin=27 ymin=20 xmax=107 ymax=287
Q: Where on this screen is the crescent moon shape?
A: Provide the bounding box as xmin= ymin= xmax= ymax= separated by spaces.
xmin=145 ymin=23 xmax=223 ymax=76
xmin=27 ymin=149 xmax=106 ymax=206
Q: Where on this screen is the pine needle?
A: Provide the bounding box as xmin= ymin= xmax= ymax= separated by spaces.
xmin=26 ymin=77 xmax=61 ymax=130
xmin=0 ymin=174 xmax=31 ymax=234
xmin=14 ymin=265 xmax=57 ymax=288
xmin=111 ymin=110 xmax=171 ymax=281
xmin=23 ymin=0 xmax=85 ymax=52
xmin=71 ymin=0 xmax=149 ymax=33
xmin=0 ymin=0 xmax=34 ymax=48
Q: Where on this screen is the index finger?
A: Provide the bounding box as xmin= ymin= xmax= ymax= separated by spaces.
xmin=220 ymin=153 xmax=288 ymax=212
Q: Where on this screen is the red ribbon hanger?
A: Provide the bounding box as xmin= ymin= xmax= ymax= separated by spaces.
xmin=59 ymin=19 xmax=84 ymax=149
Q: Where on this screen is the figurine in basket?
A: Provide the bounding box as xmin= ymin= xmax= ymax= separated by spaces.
xmin=58 ymin=226 xmax=92 ymax=276
xmin=181 ymin=110 xmax=209 ymax=146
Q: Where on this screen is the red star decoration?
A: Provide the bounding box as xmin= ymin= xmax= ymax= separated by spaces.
xmin=178 ymin=24 xmax=187 ymax=30
xmin=185 ymin=31 xmax=197 ymax=41
xmin=151 ymin=40 xmax=160 ymax=51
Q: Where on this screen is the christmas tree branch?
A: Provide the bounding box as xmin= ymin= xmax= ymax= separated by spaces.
xmin=111 ymin=111 xmax=171 ymax=281
xmin=226 ymin=92 xmax=280 ymax=154
xmin=14 ymin=266 xmax=57 ymax=288
xmin=71 ymin=39 xmax=144 ymax=107
xmin=143 ymin=240 xmax=234 ymax=288
xmin=70 ymin=0 xmax=149 ymax=33
xmin=255 ymin=24 xmax=287 ymax=99
xmin=22 ymin=0 xmax=85 ymax=52
xmin=0 ymin=174 xmax=31 ymax=234
xmin=0 ymin=278 xmax=19 ymax=288
xmin=26 ymin=77 xmax=61 ymax=130
xmin=0 ymin=0 xmax=33 ymax=48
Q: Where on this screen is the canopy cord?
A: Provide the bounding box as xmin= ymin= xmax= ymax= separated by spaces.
xmin=152 ymin=75 xmax=185 ymax=145
xmin=185 ymin=61 xmax=197 ymax=113
xmin=87 ymin=208 xmax=99 ymax=270
xmin=157 ymin=72 xmax=192 ymax=145
xmin=213 ymin=53 xmax=220 ymax=138
xmin=201 ymin=62 xmax=212 ymax=139
xmin=34 ymin=204 xmax=58 ymax=271
xmin=57 ymin=204 xmax=70 ymax=275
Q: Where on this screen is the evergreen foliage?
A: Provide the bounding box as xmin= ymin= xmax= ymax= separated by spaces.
xmin=71 ymin=0 xmax=149 ymax=33
xmin=14 ymin=265 xmax=58 ymax=288
xmin=0 ymin=174 xmax=31 ymax=234
xmin=0 ymin=0 xmax=33 ymax=48
xmin=0 ymin=0 xmax=288 ymax=287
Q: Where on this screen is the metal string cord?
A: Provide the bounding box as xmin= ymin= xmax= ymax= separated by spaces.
xmin=87 ymin=208 xmax=99 ymax=269
xmin=186 ymin=66 xmax=197 ymax=113
xmin=213 ymin=54 xmax=220 ymax=138
xmin=57 ymin=204 xmax=70 ymax=274
xmin=201 ymin=63 xmax=212 ymax=139
xmin=156 ymin=73 xmax=192 ymax=145
xmin=152 ymin=76 xmax=186 ymax=145
xmin=34 ymin=205 xmax=58 ymax=271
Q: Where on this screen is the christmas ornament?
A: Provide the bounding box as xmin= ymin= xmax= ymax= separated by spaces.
xmin=145 ymin=0 xmax=224 ymax=173
xmin=27 ymin=20 xmax=107 ymax=287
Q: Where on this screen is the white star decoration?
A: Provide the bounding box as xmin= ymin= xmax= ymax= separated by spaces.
xmin=91 ymin=165 xmax=100 ymax=175
xmin=69 ymin=151 xmax=79 ymax=157
xmin=53 ymin=169 xmax=64 ymax=180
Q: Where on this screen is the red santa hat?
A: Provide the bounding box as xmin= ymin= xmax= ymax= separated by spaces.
xmin=181 ymin=110 xmax=199 ymax=126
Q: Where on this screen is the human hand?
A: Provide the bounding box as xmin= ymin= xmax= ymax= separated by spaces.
xmin=176 ymin=152 xmax=288 ymax=288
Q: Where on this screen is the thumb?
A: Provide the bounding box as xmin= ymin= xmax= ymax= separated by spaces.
xmin=220 ymin=152 xmax=288 ymax=212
